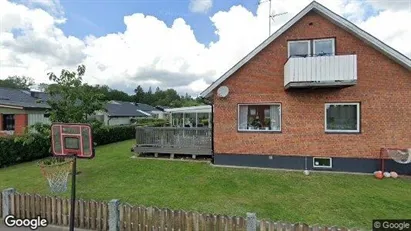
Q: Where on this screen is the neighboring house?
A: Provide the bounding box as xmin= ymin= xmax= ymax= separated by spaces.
xmin=92 ymin=101 xmax=152 ymax=126
xmin=135 ymin=103 xmax=164 ymax=119
xmin=0 ymin=88 xmax=157 ymax=135
xmin=0 ymin=87 xmax=50 ymax=136
xmin=200 ymin=1 xmax=411 ymax=174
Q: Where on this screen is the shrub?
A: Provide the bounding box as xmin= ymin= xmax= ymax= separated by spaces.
xmin=93 ymin=125 xmax=136 ymax=146
xmin=134 ymin=118 xmax=169 ymax=127
xmin=0 ymin=134 xmax=50 ymax=168
xmin=0 ymin=123 xmax=137 ymax=168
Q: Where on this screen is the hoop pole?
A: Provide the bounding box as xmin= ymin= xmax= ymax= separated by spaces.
xmin=70 ymin=155 xmax=77 ymax=231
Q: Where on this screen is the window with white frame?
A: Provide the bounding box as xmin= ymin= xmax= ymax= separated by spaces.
xmin=325 ymin=103 xmax=360 ymax=133
xmin=2 ymin=114 xmax=15 ymax=131
xmin=288 ymin=40 xmax=310 ymax=57
xmin=238 ymin=104 xmax=281 ymax=131
xmin=288 ymin=38 xmax=335 ymax=57
xmin=313 ymin=157 xmax=332 ymax=168
xmin=313 ymin=38 xmax=335 ymax=56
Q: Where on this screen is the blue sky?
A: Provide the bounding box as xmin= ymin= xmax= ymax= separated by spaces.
xmin=60 ymin=0 xmax=258 ymax=45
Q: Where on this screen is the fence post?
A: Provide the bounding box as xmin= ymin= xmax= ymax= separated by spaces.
xmin=2 ymin=188 xmax=16 ymax=220
xmin=109 ymin=199 xmax=120 ymax=231
xmin=246 ymin=212 xmax=257 ymax=231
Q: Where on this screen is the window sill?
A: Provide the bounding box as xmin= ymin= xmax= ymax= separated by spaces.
xmin=238 ymin=129 xmax=282 ymax=133
xmin=325 ymin=131 xmax=360 ymax=134
xmin=313 ymin=166 xmax=332 ymax=169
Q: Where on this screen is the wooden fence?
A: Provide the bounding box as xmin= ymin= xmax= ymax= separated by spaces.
xmin=2 ymin=189 xmax=362 ymax=231
xmin=4 ymin=191 xmax=109 ymax=230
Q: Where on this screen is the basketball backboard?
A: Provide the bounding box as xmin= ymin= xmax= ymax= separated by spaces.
xmin=51 ymin=123 xmax=95 ymax=159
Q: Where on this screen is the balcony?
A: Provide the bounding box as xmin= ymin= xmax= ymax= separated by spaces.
xmin=284 ymin=54 xmax=357 ymax=89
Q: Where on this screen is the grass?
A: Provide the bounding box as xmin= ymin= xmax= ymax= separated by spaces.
xmin=1 ymin=139 xmax=410 ymax=229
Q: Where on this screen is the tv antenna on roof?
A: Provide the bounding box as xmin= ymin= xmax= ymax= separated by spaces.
xmin=258 ymin=0 xmax=288 ymax=37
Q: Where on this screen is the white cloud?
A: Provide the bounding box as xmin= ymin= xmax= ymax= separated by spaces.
xmin=189 ymin=0 xmax=212 ymax=13
xmin=0 ymin=0 xmax=410 ymax=96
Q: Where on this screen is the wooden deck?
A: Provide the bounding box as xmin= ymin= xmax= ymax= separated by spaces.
xmin=134 ymin=127 xmax=212 ymax=156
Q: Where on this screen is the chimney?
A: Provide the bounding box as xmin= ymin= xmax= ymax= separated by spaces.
xmin=30 ymin=90 xmax=40 ymax=98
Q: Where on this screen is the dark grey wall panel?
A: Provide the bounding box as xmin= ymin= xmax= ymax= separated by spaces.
xmin=214 ymin=154 xmax=411 ymax=175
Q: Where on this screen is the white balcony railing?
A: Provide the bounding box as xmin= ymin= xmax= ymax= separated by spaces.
xmin=284 ymin=54 xmax=357 ymax=89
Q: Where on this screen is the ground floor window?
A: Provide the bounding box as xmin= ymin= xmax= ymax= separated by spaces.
xmin=325 ymin=103 xmax=360 ymax=133
xmin=2 ymin=114 xmax=15 ymax=131
xmin=238 ymin=104 xmax=281 ymax=131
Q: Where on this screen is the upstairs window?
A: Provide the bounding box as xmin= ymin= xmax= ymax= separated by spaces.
xmin=288 ymin=38 xmax=335 ymax=58
xmin=2 ymin=114 xmax=15 ymax=131
xmin=288 ymin=40 xmax=311 ymax=57
xmin=313 ymin=38 xmax=335 ymax=56
xmin=238 ymin=104 xmax=281 ymax=132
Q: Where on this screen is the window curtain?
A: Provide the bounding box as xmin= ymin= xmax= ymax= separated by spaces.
xmin=239 ymin=105 xmax=248 ymax=129
xmin=270 ymin=105 xmax=280 ymax=130
xmin=327 ymin=105 xmax=357 ymax=130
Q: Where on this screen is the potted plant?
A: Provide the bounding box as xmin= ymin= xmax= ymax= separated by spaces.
xmin=264 ymin=118 xmax=271 ymax=130
xmin=248 ymin=117 xmax=254 ymax=130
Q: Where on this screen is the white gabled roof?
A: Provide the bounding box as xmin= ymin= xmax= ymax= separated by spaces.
xmin=200 ymin=1 xmax=411 ymax=98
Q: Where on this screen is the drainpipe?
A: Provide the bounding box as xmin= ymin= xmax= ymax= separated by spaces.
xmin=107 ymin=115 xmax=112 ymax=126
xmin=202 ymin=97 xmax=214 ymax=164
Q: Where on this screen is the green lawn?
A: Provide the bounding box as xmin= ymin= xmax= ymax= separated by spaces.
xmin=1 ymin=140 xmax=410 ymax=229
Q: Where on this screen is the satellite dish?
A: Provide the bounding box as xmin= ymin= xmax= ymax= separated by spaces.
xmin=217 ymin=86 xmax=229 ymax=98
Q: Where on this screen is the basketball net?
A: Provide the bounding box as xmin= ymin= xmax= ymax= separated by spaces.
xmin=38 ymin=157 xmax=74 ymax=193
xmin=386 ymin=148 xmax=411 ymax=164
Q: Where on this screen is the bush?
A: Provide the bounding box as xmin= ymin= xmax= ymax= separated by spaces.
xmin=0 ymin=123 xmax=137 ymax=168
xmin=133 ymin=118 xmax=169 ymax=127
xmin=93 ymin=125 xmax=136 ymax=146
xmin=0 ymin=134 xmax=50 ymax=168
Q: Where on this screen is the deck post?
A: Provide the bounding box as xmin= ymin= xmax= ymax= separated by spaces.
xmin=208 ymin=112 xmax=211 ymax=128
xmin=195 ymin=112 xmax=198 ymax=128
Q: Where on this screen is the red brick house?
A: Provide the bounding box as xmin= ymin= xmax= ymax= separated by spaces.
xmin=200 ymin=1 xmax=411 ymax=174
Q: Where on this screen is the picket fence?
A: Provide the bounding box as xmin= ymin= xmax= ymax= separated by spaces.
xmin=1 ymin=189 xmax=362 ymax=231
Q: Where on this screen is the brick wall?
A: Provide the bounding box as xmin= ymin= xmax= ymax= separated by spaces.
xmin=14 ymin=114 xmax=28 ymax=135
xmin=0 ymin=113 xmax=28 ymax=136
xmin=212 ymin=11 xmax=411 ymax=159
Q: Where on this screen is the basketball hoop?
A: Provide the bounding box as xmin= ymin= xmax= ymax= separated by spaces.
xmin=38 ymin=156 xmax=74 ymax=193
xmin=387 ymin=148 xmax=411 ymax=164
xmin=379 ymin=148 xmax=411 ymax=176
xmin=48 ymin=123 xmax=95 ymax=231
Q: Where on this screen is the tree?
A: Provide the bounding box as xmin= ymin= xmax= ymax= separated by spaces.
xmin=46 ymin=65 xmax=106 ymax=123
xmin=134 ymin=85 xmax=145 ymax=103
xmin=0 ymin=76 xmax=35 ymax=89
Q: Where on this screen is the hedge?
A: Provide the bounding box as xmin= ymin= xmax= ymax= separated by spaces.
xmin=133 ymin=118 xmax=169 ymax=127
xmin=0 ymin=134 xmax=50 ymax=168
xmin=93 ymin=125 xmax=136 ymax=146
xmin=0 ymin=125 xmax=136 ymax=168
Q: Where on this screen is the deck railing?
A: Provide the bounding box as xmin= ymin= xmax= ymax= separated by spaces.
xmin=135 ymin=127 xmax=212 ymax=155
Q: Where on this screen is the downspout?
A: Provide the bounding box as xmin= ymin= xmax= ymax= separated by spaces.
xmin=107 ymin=115 xmax=112 ymax=126
xmin=203 ymin=97 xmax=215 ymax=164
